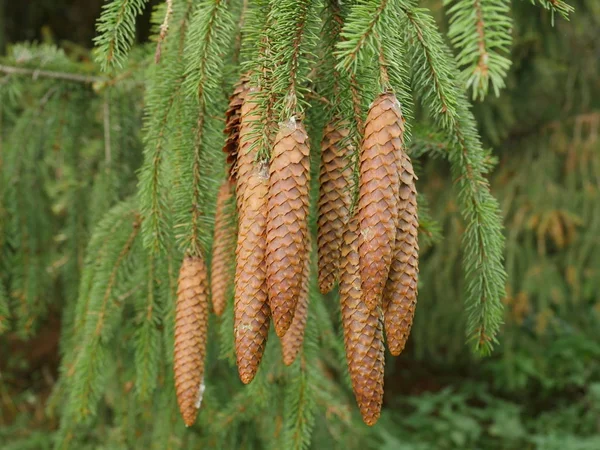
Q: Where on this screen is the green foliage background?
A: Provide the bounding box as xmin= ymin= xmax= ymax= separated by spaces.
xmin=1 ymin=0 xmax=599 ymax=449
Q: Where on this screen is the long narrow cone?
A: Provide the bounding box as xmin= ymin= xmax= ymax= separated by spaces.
xmin=383 ymin=119 xmax=418 ymax=356
xmin=340 ymin=216 xmax=385 ymax=426
xmin=174 ymin=255 xmax=209 ymax=427
xmin=357 ymin=93 xmax=405 ymax=310
xmin=317 ymin=121 xmax=353 ymax=294
xmin=281 ymin=257 xmax=310 ymax=366
xmin=266 ymin=118 xmax=310 ymax=337
xmin=234 ymin=88 xmax=270 ymax=384
xmin=223 ymin=75 xmax=250 ymax=181
xmin=211 ymin=180 xmax=236 ymax=316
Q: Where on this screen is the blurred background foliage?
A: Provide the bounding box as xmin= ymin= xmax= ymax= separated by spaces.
xmin=1 ymin=0 xmax=599 ymax=449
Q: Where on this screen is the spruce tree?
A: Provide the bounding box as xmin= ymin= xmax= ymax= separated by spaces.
xmin=4 ymin=1 xmax=597 ymax=449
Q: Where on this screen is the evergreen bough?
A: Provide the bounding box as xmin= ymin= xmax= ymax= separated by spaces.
xmin=0 ymin=0 xmax=585 ymax=448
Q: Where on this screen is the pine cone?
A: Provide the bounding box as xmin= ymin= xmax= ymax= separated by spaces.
xmin=211 ymin=180 xmax=236 ymax=316
xmin=357 ymin=93 xmax=405 ymax=310
xmin=266 ymin=118 xmax=310 ymax=337
xmin=384 ymin=140 xmax=418 ymax=356
xmin=339 ymin=215 xmax=385 ymax=426
xmin=281 ymin=257 xmax=310 ymax=366
xmin=234 ymin=88 xmax=270 ymax=384
xmin=223 ymin=75 xmax=250 ymax=181
xmin=317 ymin=120 xmax=353 ymax=294
xmin=174 ymin=255 xmax=209 ymax=427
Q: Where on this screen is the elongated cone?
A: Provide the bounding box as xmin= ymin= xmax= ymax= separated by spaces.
xmin=357 ymin=93 xmax=405 ymax=311
xmin=234 ymin=88 xmax=270 ymax=384
xmin=266 ymin=118 xmax=310 ymax=337
xmin=340 ymin=215 xmax=385 ymax=426
xmin=317 ymin=121 xmax=353 ymax=294
xmin=211 ymin=180 xmax=236 ymax=316
xmin=223 ymin=75 xmax=250 ymax=181
xmin=174 ymin=255 xmax=209 ymax=427
xmin=281 ymin=257 xmax=310 ymax=366
xmin=383 ymin=133 xmax=418 ymax=356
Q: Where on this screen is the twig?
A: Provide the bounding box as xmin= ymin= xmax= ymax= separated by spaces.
xmin=155 ymin=0 xmax=174 ymax=64
xmin=0 ymin=64 xmax=105 ymax=84
xmin=103 ymin=91 xmax=112 ymax=166
xmin=306 ymin=90 xmax=331 ymax=106
xmin=376 ymin=37 xmax=390 ymax=91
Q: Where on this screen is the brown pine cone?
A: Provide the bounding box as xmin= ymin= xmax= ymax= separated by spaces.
xmin=234 ymin=88 xmax=270 ymax=385
xmin=317 ymin=120 xmax=353 ymax=294
xmin=281 ymin=257 xmax=310 ymax=366
xmin=211 ymin=180 xmax=236 ymax=316
xmin=339 ymin=215 xmax=385 ymax=426
xmin=266 ymin=118 xmax=310 ymax=337
xmin=223 ymin=75 xmax=250 ymax=181
xmin=174 ymin=255 xmax=209 ymax=427
xmin=384 ymin=139 xmax=418 ymax=356
xmin=357 ymin=93 xmax=405 ymax=311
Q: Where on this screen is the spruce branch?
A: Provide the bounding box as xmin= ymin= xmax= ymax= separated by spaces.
xmin=94 ymin=0 xmax=150 ymax=71
xmin=134 ymin=254 xmax=162 ymax=401
xmin=270 ymin=0 xmax=313 ymax=118
xmin=527 ymin=0 xmax=574 ymax=21
xmin=139 ymin=0 xmax=194 ymax=255
xmin=175 ymin=0 xmax=233 ymax=256
xmin=266 ymin=0 xmax=321 ymax=122
xmin=0 ymin=64 xmax=105 ymax=84
xmin=396 ymin=3 xmax=506 ymax=354
xmin=443 ymin=0 xmax=512 ymax=100
xmin=67 ymin=207 xmax=135 ymax=365
xmin=66 ymin=201 xmax=141 ymax=421
xmin=155 ymin=0 xmax=174 ymax=64
xmin=336 ymin=0 xmax=391 ymax=72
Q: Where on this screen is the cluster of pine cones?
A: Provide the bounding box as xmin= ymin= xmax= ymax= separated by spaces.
xmin=173 ymin=76 xmax=419 ymax=427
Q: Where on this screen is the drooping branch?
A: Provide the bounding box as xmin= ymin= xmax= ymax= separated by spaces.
xmin=0 ymin=64 xmax=105 ymax=84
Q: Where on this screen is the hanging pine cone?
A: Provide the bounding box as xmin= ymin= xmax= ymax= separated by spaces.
xmin=265 ymin=118 xmax=310 ymax=337
xmin=223 ymin=75 xmax=250 ymax=181
xmin=317 ymin=120 xmax=353 ymax=294
xmin=281 ymin=257 xmax=310 ymax=366
xmin=340 ymin=215 xmax=385 ymax=426
xmin=211 ymin=180 xmax=236 ymax=316
xmin=383 ymin=124 xmax=418 ymax=356
xmin=357 ymin=93 xmax=405 ymax=311
xmin=174 ymin=255 xmax=209 ymax=427
xmin=234 ymin=88 xmax=270 ymax=384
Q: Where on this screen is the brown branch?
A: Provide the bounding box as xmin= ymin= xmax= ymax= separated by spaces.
xmin=473 ymin=0 xmax=489 ymax=78
xmin=342 ymin=0 xmax=389 ymax=68
xmin=103 ymin=91 xmax=112 ymax=166
xmin=0 ymin=64 xmax=105 ymax=84
xmin=155 ymin=0 xmax=174 ymax=64
xmin=283 ymin=1 xmax=311 ymax=115
xmin=376 ymin=37 xmax=390 ymax=90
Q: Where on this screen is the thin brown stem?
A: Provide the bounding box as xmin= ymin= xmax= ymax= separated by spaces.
xmin=103 ymin=91 xmax=112 ymax=167
xmin=155 ymin=0 xmax=174 ymax=63
xmin=0 ymin=64 xmax=105 ymax=84
xmin=473 ymin=0 xmax=489 ymax=78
